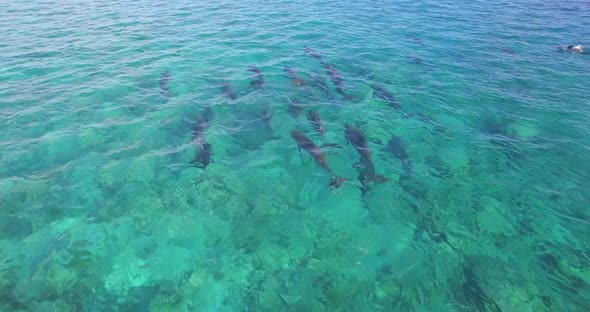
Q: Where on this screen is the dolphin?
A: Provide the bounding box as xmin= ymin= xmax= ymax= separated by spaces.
xmin=386 ymin=134 xmax=412 ymax=177
xmin=371 ymin=84 xmax=400 ymax=110
xmin=287 ymin=98 xmax=305 ymax=120
xmin=304 ymin=46 xmax=324 ymax=64
xmin=159 ymin=71 xmax=171 ymax=100
xmin=291 ymin=130 xmax=346 ymax=187
xmin=284 ymin=67 xmax=305 ymax=87
xmin=307 ymin=110 xmax=326 ymax=137
xmin=248 ymin=66 xmax=264 ymax=89
xmin=558 ymin=44 xmax=584 ymax=53
xmin=190 ymin=108 xmax=215 ymax=169
xmin=326 ymin=64 xmax=351 ymax=100
xmin=309 ymin=73 xmax=332 ymax=99
xmin=191 ymin=143 xmax=212 ymax=169
xmin=345 ymin=124 xmax=389 ymax=188
xmin=221 ymin=83 xmax=237 ymax=100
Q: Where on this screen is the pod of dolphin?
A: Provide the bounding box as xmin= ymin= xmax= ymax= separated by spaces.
xmin=159 ymin=46 xmax=418 ymax=193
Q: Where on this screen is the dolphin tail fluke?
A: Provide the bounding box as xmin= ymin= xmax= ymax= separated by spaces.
xmin=189 ymin=158 xmax=205 ymax=169
xmin=371 ymin=174 xmax=391 ymax=184
xmin=329 ymin=176 xmax=347 ymax=188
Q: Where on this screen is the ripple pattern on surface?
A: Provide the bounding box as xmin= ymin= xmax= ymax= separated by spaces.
xmin=1 ymin=0 xmax=590 ymax=310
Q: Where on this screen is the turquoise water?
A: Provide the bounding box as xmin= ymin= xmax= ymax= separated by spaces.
xmin=1 ymin=0 xmax=590 ymax=310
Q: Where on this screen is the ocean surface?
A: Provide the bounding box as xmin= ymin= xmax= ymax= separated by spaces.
xmin=1 ymin=0 xmax=590 ymax=310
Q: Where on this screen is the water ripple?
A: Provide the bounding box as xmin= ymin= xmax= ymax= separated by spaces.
xmin=1 ymin=0 xmax=590 ymax=310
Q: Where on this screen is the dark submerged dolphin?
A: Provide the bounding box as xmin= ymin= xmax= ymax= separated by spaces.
xmin=291 ymin=130 xmax=345 ymax=187
xmin=261 ymin=107 xmax=273 ymax=132
xmin=288 ymin=98 xmax=305 ymax=120
xmin=284 ymin=67 xmax=305 ymax=87
xmin=371 ymin=84 xmax=400 ymax=110
xmin=344 ymin=124 xmax=389 ymax=187
xmin=191 ymin=143 xmax=212 ymax=169
xmin=386 ymin=134 xmax=412 ymax=177
xmin=501 ymin=47 xmax=515 ymax=55
xmin=190 ymin=108 xmax=215 ymax=169
xmin=192 ymin=107 xmax=214 ymax=140
xmin=307 ymin=110 xmax=326 ymax=137
xmin=406 ymin=56 xmax=423 ymax=65
xmin=248 ymin=66 xmax=264 ymax=89
xmin=326 ymin=64 xmax=352 ymax=100
xmin=304 ymin=46 xmax=324 ymax=64
xmin=221 ymin=83 xmax=237 ymax=100
xmin=159 ymin=71 xmax=171 ymax=98
xmin=372 ymin=84 xmax=443 ymax=130
xmin=345 ymin=124 xmax=372 ymax=160
xmin=309 ymin=73 xmax=332 ymax=99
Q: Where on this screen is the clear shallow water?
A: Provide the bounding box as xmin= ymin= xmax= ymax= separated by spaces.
xmin=1 ymin=0 xmax=590 ymax=310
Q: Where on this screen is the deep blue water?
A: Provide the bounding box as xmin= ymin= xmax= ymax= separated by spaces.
xmin=1 ymin=0 xmax=590 ymax=310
